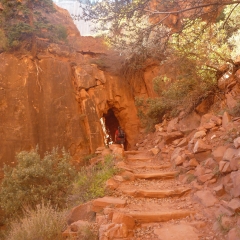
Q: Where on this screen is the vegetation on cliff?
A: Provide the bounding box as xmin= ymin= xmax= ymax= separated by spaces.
xmin=0 ymin=0 xmax=67 ymax=53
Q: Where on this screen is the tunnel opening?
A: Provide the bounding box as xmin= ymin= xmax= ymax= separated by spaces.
xmin=102 ymin=108 xmax=127 ymax=149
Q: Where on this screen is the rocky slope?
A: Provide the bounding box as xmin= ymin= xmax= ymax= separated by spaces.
xmin=63 ymin=109 xmax=240 ymax=240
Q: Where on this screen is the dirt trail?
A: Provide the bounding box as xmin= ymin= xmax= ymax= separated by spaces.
xmin=110 ymin=150 xmax=225 ymax=240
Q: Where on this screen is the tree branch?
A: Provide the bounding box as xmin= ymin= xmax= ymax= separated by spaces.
xmin=223 ymin=3 xmax=239 ymax=29
xmin=144 ymin=1 xmax=240 ymax=15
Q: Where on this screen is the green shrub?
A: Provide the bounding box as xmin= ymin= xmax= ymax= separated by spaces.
xmin=152 ymin=75 xmax=170 ymax=96
xmin=135 ymin=96 xmax=171 ymax=132
xmin=4 ymin=202 xmax=66 ymax=240
xmin=138 ymin=59 xmax=217 ymax=132
xmin=0 ymin=29 xmax=8 ymax=51
xmin=7 ymin=22 xmax=33 ymax=47
xmin=0 ymin=147 xmax=76 ymax=218
xmin=55 ymin=25 xmax=68 ymax=41
xmin=69 ymin=154 xmax=118 ymax=205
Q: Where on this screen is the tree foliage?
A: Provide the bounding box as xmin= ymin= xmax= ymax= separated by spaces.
xmin=0 ymin=147 xmax=76 ymax=218
xmin=80 ymin=0 xmax=240 ymax=62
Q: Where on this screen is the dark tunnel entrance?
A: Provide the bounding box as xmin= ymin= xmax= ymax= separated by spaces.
xmin=102 ymin=108 xmax=120 ymax=146
xmin=102 ymin=108 xmax=128 ymax=149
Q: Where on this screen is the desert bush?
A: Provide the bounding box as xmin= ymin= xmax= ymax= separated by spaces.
xmin=136 ymin=55 xmax=217 ymax=132
xmin=55 ymin=25 xmax=68 ymax=41
xmin=0 ymin=147 xmax=76 ymax=218
xmin=135 ymin=96 xmax=172 ymax=132
xmin=4 ymin=202 xmax=66 ymax=240
xmin=7 ymin=22 xmax=33 ymax=48
xmin=69 ymin=154 xmax=118 ymax=206
xmin=77 ymin=224 xmax=98 ymax=240
xmin=0 ymin=29 xmax=8 ymax=51
xmin=82 ymin=153 xmax=97 ymax=165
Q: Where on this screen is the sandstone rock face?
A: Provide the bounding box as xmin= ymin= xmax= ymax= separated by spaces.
xmin=0 ymin=54 xmax=89 ymax=168
xmin=0 ymin=17 xmax=143 ymax=169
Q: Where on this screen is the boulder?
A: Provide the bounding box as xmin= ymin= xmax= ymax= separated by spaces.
xmin=210 ymin=115 xmax=222 ymax=126
xmin=226 ymin=92 xmax=237 ymax=110
xmin=230 ymin=157 xmax=240 ymax=171
xmin=188 ymin=158 xmax=199 ymax=168
xmin=197 ymin=173 xmax=214 ymax=184
xmin=193 ymin=190 xmax=218 ymax=207
xmin=171 ymin=147 xmax=184 ymax=162
xmin=234 ymin=137 xmax=240 ymax=148
xmin=222 ymin=174 xmax=234 ymax=194
xmin=178 ymin=111 xmax=201 ymax=133
xmin=213 ymin=184 xmax=225 ymax=197
xmin=200 ymin=113 xmax=215 ymax=126
xmin=230 ymin=171 xmax=240 ymax=197
xmin=99 ymin=223 xmax=128 ymax=240
xmin=96 ymin=215 xmax=108 ymax=225
xmin=121 ymin=171 xmax=135 ymax=181
xmin=194 ymin=165 xmax=205 ymax=177
xmin=112 ymin=212 xmax=135 ymax=229
xmin=175 ymin=155 xmax=184 ymax=166
xmin=219 ymin=161 xmax=232 ymax=173
xmin=228 ymin=228 xmax=240 ymax=240
xmin=193 ymin=139 xmax=212 ymax=153
xmin=227 ymin=198 xmax=240 ymax=213
xmin=167 ymin=117 xmax=179 ymax=133
xmin=223 ymin=148 xmax=238 ymax=161
xmin=201 ymin=122 xmax=216 ymax=130
xmin=149 ymin=147 xmax=160 ymax=155
xmin=222 ymin=112 xmax=232 ymax=129
xmin=67 ymin=202 xmax=95 ymax=225
xmin=163 ymin=131 xmax=184 ymax=144
xmin=194 ymin=150 xmax=212 ymax=162
xmin=192 ymin=130 xmax=207 ymax=140
xmin=212 ymin=146 xmax=228 ymax=162
xmin=204 ymin=158 xmax=217 ymax=169
xmin=218 ymin=72 xmax=235 ymax=90
xmin=70 ymin=220 xmax=89 ymax=232
xmin=106 ymin=178 xmax=119 ymax=190
xmin=177 ymin=138 xmax=188 ymax=147
xmin=214 ymin=205 xmax=234 ymax=217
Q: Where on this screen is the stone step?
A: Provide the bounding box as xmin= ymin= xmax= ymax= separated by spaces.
xmin=134 ymin=171 xmax=178 ymax=180
xmin=117 ymin=163 xmax=172 ymax=172
xmin=120 ymin=187 xmax=191 ymax=198
xmin=127 ymin=163 xmax=172 ymax=170
xmin=129 ymin=210 xmax=195 ymax=223
xmin=91 ymin=196 xmax=127 ymax=212
xmin=127 ymin=155 xmax=153 ymax=161
xmin=124 ymin=150 xmax=146 ymax=155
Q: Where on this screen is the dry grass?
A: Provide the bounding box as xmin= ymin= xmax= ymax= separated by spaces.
xmin=4 ymin=202 xmax=67 ymax=240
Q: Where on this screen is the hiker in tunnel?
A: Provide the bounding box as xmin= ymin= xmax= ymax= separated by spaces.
xmin=115 ymin=126 xmax=125 ymax=149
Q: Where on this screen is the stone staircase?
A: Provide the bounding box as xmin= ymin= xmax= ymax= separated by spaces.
xmin=64 ymin=148 xmax=228 ymax=240
xmin=91 ymin=150 xmax=203 ymax=240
